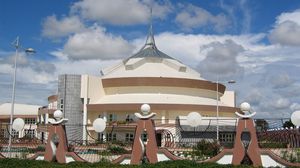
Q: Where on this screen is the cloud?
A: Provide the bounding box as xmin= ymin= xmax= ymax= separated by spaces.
xmin=275 ymin=9 xmax=300 ymax=25
xmin=281 ymin=85 xmax=300 ymax=98
xmin=175 ymin=4 xmax=230 ymax=32
xmin=196 ymin=39 xmax=244 ymax=79
xmin=269 ymin=10 xmax=300 ymax=46
xmin=290 ymin=103 xmax=300 ymax=111
xmin=268 ymin=72 xmax=294 ymax=89
xmin=71 ymin=0 xmax=173 ymax=25
xmin=145 ymin=0 xmax=173 ymax=20
xmin=269 ymin=21 xmax=300 ymax=46
xmin=239 ymin=0 xmax=251 ymax=33
xmin=63 ymin=25 xmax=134 ymax=60
xmin=272 ymin=98 xmax=291 ymax=110
xmin=50 ymin=50 xmax=69 ymax=61
xmin=131 ymin=32 xmax=265 ymax=68
xmin=42 ymin=15 xmax=86 ymax=38
xmin=6 ymin=53 xmax=29 ymax=66
xmin=0 ymin=79 xmax=57 ymax=106
xmin=0 ymin=63 xmax=56 ymax=84
xmin=219 ymin=0 xmax=251 ymax=33
xmin=54 ymin=59 xmax=120 ymax=75
xmin=1 ymin=52 xmax=56 ymax=74
xmin=244 ymin=89 xmax=263 ymax=106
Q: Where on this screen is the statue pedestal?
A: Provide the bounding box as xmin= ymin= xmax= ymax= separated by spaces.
xmin=44 ymin=124 xmax=68 ymax=163
xmin=232 ymin=118 xmax=262 ymax=166
xmin=131 ymin=119 xmax=158 ymax=164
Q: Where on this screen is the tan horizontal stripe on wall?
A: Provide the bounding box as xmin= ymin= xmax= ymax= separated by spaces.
xmin=102 ymin=77 xmax=225 ymax=93
xmin=87 ymin=103 xmax=239 ymax=113
xmin=0 ymin=115 xmax=37 ymax=119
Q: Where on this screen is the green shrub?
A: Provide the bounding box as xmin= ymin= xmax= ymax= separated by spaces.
xmin=259 ymin=142 xmax=287 ymax=148
xmin=108 ymin=145 xmax=128 ymax=154
xmin=192 ymin=140 xmax=221 ymax=160
xmin=98 ymin=150 xmax=112 ymax=156
xmin=0 ymin=158 xmax=256 ymax=168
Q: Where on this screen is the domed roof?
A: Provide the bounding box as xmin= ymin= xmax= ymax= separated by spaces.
xmin=101 ymin=24 xmax=203 ymax=80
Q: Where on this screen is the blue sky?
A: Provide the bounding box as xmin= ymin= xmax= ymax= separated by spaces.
xmin=1 ymin=0 xmax=300 ymax=118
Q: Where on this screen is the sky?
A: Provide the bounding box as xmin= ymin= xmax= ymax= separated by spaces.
xmin=1 ymin=0 xmax=300 ymax=118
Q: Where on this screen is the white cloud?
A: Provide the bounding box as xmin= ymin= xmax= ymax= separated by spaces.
xmin=197 ymin=40 xmax=244 ymax=79
xmin=133 ymin=32 xmax=265 ymax=68
xmin=275 ymin=10 xmax=300 ymax=25
xmin=63 ymin=25 xmax=134 ymax=60
xmin=273 ymin=98 xmax=291 ymax=109
xmin=239 ymin=0 xmax=251 ymax=33
xmin=17 ymin=67 xmax=56 ymax=84
xmin=219 ymin=0 xmax=251 ymax=33
xmin=269 ymin=10 xmax=300 ymax=46
xmin=290 ymin=103 xmax=300 ymax=111
xmin=6 ymin=53 xmax=29 ymax=66
xmin=269 ymin=21 xmax=300 ymax=46
xmin=54 ymin=59 xmax=120 ymax=76
xmin=145 ymin=0 xmax=173 ymax=19
xmin=42 ymin=15 xmax=86 ymax=38
xmin=50 ymin=50 xmax=69 ymax=61
xmin=268 ymin=72 xmax=294 ymax=89
xmin=175 ymin=4 xmax=230 ymax=32
xmin=1 ymin=53 xmax=56 ymax=74
xmin=71 ymin=0 xmax=172 ymax=25
xmin=244 ymin=89 xmax=263 ymax=106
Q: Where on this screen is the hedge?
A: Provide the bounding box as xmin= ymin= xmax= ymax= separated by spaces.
xmin=0 ymin=158 xmax=259 ymax=168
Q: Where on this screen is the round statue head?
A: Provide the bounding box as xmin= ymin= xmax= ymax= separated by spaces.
xmin=141 ymin=104 xmax=151 ymax=115
xmin=240 ymin=102 xmax=251 ymax=113
xmin=53 ymin=110 xmax=63 ymax=121
xmin=291 ymin=111 xmax=300 ymax=127
xmin=12 ymin=118 xmax=25 ymax=131
xmin=187 ymin=112 xmax=202 ymax=127
xmin=93 ymin=118 xmax=106 ymax=133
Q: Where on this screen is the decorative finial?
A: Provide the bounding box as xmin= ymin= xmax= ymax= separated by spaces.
xmin=145 ymin=6 xmax=156 ymax=48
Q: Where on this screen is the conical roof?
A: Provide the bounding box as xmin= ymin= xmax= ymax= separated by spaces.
xmin=101 ymin=21 xmax=202 ymax=80
xmin=127 ymin=23 xmax=174 ymax=60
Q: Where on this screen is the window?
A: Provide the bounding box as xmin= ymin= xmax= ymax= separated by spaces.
xmin=11 ymin=129 xmax=19 ymax=138
xmin=166 ymin=133 xmax=171 ymax=139
xmin=125 ymin=114 xmax=135 ymax=122
xmin=60 ymin=99 xmax=64 ymax=110
xmin=125 ymin=133 xmax=134 ymax=142
xmin=106 ymin=133 xmax=117 ymax=141
xmin=98 ymin=133 xmax=104 ymax=141
xmin=0 ymin=129 xmax=6 ymax=138
xmin=25 ymin=129 xmax=35 ymax=138
xmin=108 ymin=114 xmax=117 ymax=122
xmin=219 ymin=133 xmax=235 ymax=142
xmin=25 ymin=118 xmax=36 ymax=124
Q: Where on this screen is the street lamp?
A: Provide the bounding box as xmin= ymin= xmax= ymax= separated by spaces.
xmin=8 ymin=36 xmax=35 ymax=157
xmin=216 ymin=79 xmax=236 ymax=142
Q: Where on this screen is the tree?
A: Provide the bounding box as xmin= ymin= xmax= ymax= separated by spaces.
xmin=283 ymin=120 xmax=295 ymax=129
xmin=255 ymin=119 xmax=269 ymax=132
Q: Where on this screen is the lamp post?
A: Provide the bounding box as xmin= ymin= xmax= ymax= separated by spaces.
xmin=8 ymin=37 xmax=35 ymax=157
xmin=216 ymin=78 xmax=236 ymax=142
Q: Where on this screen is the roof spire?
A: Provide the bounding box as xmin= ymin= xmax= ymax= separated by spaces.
xmin=144 ymin=6 xmax=156 ymax=49
xmin=124 ymin=5 xmax=175 ymax=61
